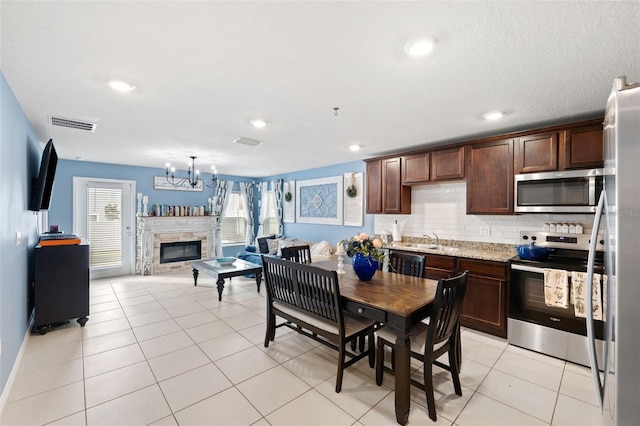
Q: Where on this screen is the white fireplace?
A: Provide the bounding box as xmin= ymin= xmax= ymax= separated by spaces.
xmin=136 ymin=216 xmax=217 ymax=275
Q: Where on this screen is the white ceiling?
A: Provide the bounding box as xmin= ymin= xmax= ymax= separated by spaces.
xmin=1 ymin=1 xmax=639 ymax=177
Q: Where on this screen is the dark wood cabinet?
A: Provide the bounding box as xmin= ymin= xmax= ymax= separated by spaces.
xmin=457 ymin=258 xmax=508 ymax=338
xmin=431 ymin=146 xmax=465 ymax=181
xmin=515 ymin=132 xmax=559 ymax=174
xmin=466 ymin=138 xmax=514 ymax=214
xmin=366 ymin=157 xmax=411 ymax=214
xmin=402 ymin=153 xmax=430 ymax=184
xmin=366 ymin=160 xmax=383 ymax=213
xmin=560 ymin=124 xmax=604 ymax=169
xmin=424 ymin=253 xmax=456 ymax=280
xmin=33 ymin=243 xmax=90 ymax=333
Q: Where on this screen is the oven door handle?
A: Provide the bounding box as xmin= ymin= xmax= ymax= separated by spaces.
xmin=510 ymin=264 xmax=547 ymax=274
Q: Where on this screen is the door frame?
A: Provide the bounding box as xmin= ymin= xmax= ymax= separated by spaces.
xmin=72 ymin=177 xmax=136 ymax=278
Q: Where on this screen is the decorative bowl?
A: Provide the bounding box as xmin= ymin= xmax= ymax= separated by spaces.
xmin=215 ymin=257 xmax=236 ymax=266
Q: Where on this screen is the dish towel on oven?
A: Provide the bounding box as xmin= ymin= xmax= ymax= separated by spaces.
xmin=571 ymin=271 xmax=606 ymax=320
xmin=544 ymin=269 xmax=569 ymax=308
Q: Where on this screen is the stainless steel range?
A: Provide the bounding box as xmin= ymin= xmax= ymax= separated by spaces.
xmin=508 ymin=231 xmax=606 ymax=367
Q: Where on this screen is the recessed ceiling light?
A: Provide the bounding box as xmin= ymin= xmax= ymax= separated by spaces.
xmin=108 ymin=79 xmax=136 ymax=93
xmin=482 ymin=111 xmax=504 ymax=120
xmin=404 ymin=36 xmax=438 ymax=56
xmin=348 ymin=144 xmax=361 ymax=152
xmin=250 ymin=119 xmax=267 ymax=128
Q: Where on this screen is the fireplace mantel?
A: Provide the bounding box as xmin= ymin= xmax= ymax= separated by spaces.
xmin=137 ymin=216 xmax=218 ymax=275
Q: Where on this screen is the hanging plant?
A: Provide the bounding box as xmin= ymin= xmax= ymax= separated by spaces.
xmin=284 ymin=182 xmax=292 ymax=202
xmin=346 ymin=173 xmax=358 ymax=198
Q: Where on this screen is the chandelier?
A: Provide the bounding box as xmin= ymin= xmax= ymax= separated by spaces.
xmin=165 ymin=156 xmax=217 ymax=189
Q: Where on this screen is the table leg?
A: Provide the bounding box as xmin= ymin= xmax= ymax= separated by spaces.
xmin=192 ymin=268 xmax=199 ymax=286
xmin=216 ymin=278 xmax=225 ymax=301
xmin=255 ymin=272 xmax=262 ymax=293
xmin=394 ymin=328 xmax=411 ymax=425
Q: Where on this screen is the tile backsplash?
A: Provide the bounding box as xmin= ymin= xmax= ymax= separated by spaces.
xmin=374 ymin=181 xmax=594 ymax=245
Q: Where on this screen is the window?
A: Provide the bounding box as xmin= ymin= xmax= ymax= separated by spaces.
xmin=264 ymin=191 xmax=278 ymax=236
xmin=221 ymin=193 xmax=246 ymax=245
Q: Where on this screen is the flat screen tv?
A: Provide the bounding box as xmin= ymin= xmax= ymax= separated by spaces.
xmin=29 ymin=139 xmax=58 ymax=211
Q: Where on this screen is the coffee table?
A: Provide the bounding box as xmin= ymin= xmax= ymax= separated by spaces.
xmin=191 ymin=258 xmax=262 ymax=301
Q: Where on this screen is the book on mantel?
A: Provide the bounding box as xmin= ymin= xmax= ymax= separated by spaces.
xmin=38 ymin=233 xmax=81 ymax=246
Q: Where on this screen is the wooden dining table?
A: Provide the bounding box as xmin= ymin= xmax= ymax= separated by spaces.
xmin=315 ymin=260 xmax=439 ymax=425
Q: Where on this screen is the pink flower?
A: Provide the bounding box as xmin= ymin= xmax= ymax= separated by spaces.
xmin=373 ymin=238 xmax=383 ymax=249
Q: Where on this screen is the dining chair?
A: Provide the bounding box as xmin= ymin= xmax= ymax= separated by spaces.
xmin=262 ymin=256 xmax=376 ymax=393
xmin=375 ymin=270 xmax=468 ymax=421
xmin=280 ymin=244 xmax=313 ymax=264
xmin=388 ymin=251 xmax=425 ymax=277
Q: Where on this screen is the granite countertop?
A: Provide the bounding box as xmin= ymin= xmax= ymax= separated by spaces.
xmin=389 ymin=238 xmax=517 ymax=263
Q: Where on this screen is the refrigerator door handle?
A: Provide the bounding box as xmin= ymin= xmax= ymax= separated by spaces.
xmin=587 ymin=190 xmax=606 ymax=411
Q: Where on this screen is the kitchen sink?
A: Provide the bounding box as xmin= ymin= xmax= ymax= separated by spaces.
xmin=410 ymin=244 xmax=460 ymax=253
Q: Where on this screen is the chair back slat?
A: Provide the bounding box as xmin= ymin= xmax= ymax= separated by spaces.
xmin=281 ymin=245 xmax=313 ymax=264
xmin=427 ymin=271 xmax=468 ymax=347
xmin=389 ymin=252 xmax=425 ymax=277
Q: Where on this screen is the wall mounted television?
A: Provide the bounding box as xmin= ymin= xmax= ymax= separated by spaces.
xmin=29 ymin=139 xmax=58 ymax=211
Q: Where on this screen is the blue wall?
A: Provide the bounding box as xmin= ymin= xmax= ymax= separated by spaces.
xmin=264 ymin=161 xmax=373 ymax=244
xmin=0 ymin=71 xmax=42 ymax=396
xmin=50 ymin=160 xmax=255 ymax=235
xmin=52 ymin=159 xmax=373 ymax=257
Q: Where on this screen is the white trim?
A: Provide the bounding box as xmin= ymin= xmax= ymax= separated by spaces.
xmin=0 ymin=318 xmax=34 ymax=415
xmin=73 ymin=177 xmax=136 ymax=278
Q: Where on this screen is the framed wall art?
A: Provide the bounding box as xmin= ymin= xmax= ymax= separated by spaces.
xmin=153 ymin=176 xmax=204 ymax=192
xmin=283 ymin=180 xmax=295 ymax=223
xmin=296 ymin=176 xmax=343 ymax=225
xmin=343 ymin=172 xmax=363 ymax=227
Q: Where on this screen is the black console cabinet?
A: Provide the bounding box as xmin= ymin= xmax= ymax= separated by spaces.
xmin=33 ymin=243 xmax=89 ymax=333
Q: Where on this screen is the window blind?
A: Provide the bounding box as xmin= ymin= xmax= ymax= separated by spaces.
xmin=87 ymin=187 xmax=123 ymax=268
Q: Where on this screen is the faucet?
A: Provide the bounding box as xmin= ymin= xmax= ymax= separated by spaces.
xmin=423 ymin=233 xmax=439 ymax=245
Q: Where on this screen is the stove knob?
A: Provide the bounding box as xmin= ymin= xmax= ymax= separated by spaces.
xmin=531 ymin=236 xmax=537 ymax=241
xmin=600 ymin=239 xmax=605 ymax=245
xmin=522 ymin=235 xmax=529 ymax=240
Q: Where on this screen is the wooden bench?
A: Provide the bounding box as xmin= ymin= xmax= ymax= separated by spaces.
xmin=261 ymin=255 xmax=376 ymax=392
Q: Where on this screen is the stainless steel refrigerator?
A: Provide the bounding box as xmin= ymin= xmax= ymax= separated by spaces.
xmin=587 ymin=76 xmax=640 ymax=425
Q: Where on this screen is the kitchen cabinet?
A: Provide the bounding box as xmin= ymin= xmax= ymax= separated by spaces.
xmin=402 ymin=147 xmax=465 ymax=185
xmin=424 ymin=253 xmax=456 ymax=280
xmin=365 ymin=157 xmax=411 ymax=214
xmin=457 ymin=258 xmax=508 ymax=338
xmin=466 ymin=138 xmax=514 ymax=214
xmin=402 ymin=153 xmax=430 ymax=184
xmin=560 ymin=124 xmax=604 ymax=169
xmin=431 ymin=146 xmax=465 ymax=181
xmin=365 ymin=160 xmax=383 ymax=213
xmin=515 ymin=132 xmax=559 ymax=174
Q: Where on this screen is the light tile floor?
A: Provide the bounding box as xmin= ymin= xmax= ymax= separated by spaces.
xmin=1 ymin=271 xmax=614 ymax=426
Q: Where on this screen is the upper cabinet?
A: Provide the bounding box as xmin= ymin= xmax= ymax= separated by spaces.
xmin=366 ymin=157 xmax=411 ymax=214
xmin=466 ymin=139 xmax=514 ymax=214
xmin=365 ymin=118 xmax=602 ymax=215
xmin=560 ymin=124 xmax=604 ymax=169
xmin=515 ymin=123 xmax=604 ymax=174
xmin=515 ymin=132 xmax=559 ymax=174
xmin=431 ymin=146 xmax=465 ymax=181
xmin=402 ymin=146 xmax=465 ymax=185
xmin=402 ymin=152 xmax=430 ymax=184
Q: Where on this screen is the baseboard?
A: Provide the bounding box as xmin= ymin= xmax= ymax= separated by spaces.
xmin=0 ymin=317 xmax=34 ymax=417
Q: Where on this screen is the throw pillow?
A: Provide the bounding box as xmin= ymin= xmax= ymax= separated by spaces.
xmin=267 ymin=239 xmax=279 ymax=255
xmin=257 ymin=235 xmax=276 ymax=254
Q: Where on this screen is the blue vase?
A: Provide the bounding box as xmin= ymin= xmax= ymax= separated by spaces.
xmin=352 ymin=253 xmax=378 ymax=281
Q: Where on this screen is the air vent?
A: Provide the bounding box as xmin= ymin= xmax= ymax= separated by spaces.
xmin=233 ymin=137 xmax=262 ymax=147
xmin=48 ymin=116 xmax=96 ymax=132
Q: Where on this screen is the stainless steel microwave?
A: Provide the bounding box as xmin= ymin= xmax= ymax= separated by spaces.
xmin=514 ymin=169 xmax=604 ymax=213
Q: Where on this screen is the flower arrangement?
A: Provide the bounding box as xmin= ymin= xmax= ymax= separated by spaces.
xmin=339 ymin=232 xmax=386 ymax=263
